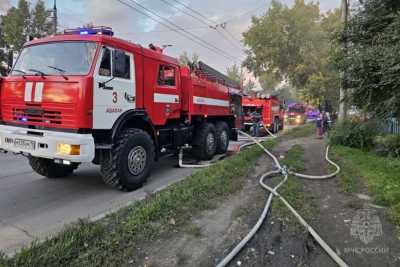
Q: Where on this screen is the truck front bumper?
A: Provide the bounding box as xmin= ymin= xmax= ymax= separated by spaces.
xmin=0 ymin=125 xmax=95 ymax=163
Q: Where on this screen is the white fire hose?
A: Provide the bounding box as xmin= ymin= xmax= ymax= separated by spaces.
xmin=178 ymin=125 xmax=275 ymax=169
xmin=216 ymin=130 xmax=347 ymax=267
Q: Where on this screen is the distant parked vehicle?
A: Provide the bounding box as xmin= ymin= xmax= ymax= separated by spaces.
xmin=306 ymin=108 xmax=320 ymax=121
xmin=285 ymin=103 xmax=306 ymax=125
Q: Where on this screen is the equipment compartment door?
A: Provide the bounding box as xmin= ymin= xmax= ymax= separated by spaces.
xmin=93 ymin=46 xmax=135 ymax=129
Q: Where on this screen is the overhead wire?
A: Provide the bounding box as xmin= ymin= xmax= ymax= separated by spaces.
xmin=119 ymin=0 xmax=239 ymax=62
xmin=115 ymin=0 xmax=235 ymax=62
xmin=163 ymin=0 xmax=244 ymax=51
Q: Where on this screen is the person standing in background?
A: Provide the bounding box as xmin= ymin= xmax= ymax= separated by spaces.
xmin=316 ymin=111 xmax=323 ymax=139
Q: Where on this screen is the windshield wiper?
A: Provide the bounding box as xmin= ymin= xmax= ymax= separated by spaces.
xmin=28 ymin=68 xmax=47 ymax=78
xmin=12 ymin=69 xmax=27 ymax=79
xmin=48 ymin=65 xmax=69 ymax=80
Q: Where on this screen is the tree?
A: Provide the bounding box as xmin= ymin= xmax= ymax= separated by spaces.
xmin=0 ymin=16 xmax=7 ymax=75
xmin=2 ymin=0 xmax=53 ymax=51
xmin=340 ymin=0 xmax=400 ymax=117
xmin=243 ymin=0 xmax=341 ymax=109
xmin=31 ymin=0 xmax=53 ymax=38
xmin=179 ymin=51 xmax=199 ymax=67
xmin=226 ymin=64 xmax=245 ymax=86
xmin=2 ymin=5 xmax=27 ymax=51
xmin=243 ymin=79 xmax=256 ymax=93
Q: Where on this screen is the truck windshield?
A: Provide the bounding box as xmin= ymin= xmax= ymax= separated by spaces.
xmin=289 ymin=107 xmax=305 ymax=113
xmin=11 ymin=41 xmax=97 ymax=76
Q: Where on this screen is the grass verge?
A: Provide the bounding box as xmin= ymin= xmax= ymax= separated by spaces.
xmin=283 ymin=123 xmax=315 ymax=139
xmin=0 ymin=140 xmax=277 ymax=267
xmin=332 ymin=145 xmax=400 ymax=225
xmin=271 ymin=144 xmax=315 ymax=227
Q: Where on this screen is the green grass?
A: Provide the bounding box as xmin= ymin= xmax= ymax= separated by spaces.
xmin=281 ymin=144 xmax=305 ymax=172
xmin=283 ymin=123 xmax=315 ymax=139
xmin=332 ymin=145 xmax=400 ymax=225
xmin=0 ymin=140 xmax=276 ymax=267
xmin=271 ymin=145 xmax=315 ymax=227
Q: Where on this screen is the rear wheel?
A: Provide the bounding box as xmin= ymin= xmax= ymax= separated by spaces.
xmin=101 ymin=128 xmax=155 ymax=191
xmin=215 ymin=121 xmax=230 ymax=154
xmin=29 ymin=156 xmax=79 ymax=178
xmin=192 ymin=123 xmax=217 ymax=161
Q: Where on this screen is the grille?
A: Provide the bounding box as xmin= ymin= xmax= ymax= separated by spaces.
xmin=12 ymin=107 xmax=62 ymax=125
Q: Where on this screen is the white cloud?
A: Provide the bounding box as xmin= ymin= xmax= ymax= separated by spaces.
xmin=0 ymin=0 xmax=12 ymax=15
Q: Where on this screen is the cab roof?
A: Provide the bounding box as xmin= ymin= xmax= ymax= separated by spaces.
xmin=25 ymin=34 xmax=179 ymax=66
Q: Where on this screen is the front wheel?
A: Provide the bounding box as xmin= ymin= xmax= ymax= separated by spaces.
xmin=101 ymin=129 xmax=155 ymax=191
xmin=29 ymin=157 xmax=79 ymax=178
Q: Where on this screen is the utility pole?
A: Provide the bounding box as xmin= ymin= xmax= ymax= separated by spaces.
xmin=339 ymin=0 xmax=349 ymax=120
xmin=53 ymin=0 xmax=58 ymax=35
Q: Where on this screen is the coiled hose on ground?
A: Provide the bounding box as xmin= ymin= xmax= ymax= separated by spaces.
xmin=177 ymin=125 xmax=346 ymax=266
xmin=216 ymin=130 xmax=347 ymax=267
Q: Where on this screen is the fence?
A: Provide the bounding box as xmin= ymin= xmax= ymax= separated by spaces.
xmin=381 ymin=118 xmax=400 ymax=135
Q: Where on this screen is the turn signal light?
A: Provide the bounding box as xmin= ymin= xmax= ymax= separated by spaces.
xmin=57 ymin=144 xmax=81 ymax=155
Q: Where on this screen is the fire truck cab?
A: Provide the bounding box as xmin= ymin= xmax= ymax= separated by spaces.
xmin=0 ymin=27 xmax=242 ymax=191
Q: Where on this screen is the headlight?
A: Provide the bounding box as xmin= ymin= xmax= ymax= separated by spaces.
xmin=284 ymin=114 xmax=288 ymax=119
xmin=296 ymin=115 xmax=301 ymax=119
xmin=57 ymin=143 xmax=81 ymax=155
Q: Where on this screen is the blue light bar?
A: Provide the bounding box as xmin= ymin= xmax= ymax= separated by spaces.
xmin=64 ymin=26 xmax=114 ymax=36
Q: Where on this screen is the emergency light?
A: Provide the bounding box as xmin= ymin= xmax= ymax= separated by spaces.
xmin=64 ymin=26 xmax=114 ymax=36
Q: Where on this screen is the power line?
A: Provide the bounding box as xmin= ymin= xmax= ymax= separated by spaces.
xmin=223 ymin=1 xmax=268 ymax=25
xmin=160 ymin=0 xmax=244 ymax=51
xmin=118 ymin=0 xmax=239 ymax=62
xmin=126 ymin=0 xmax=239 ymax=61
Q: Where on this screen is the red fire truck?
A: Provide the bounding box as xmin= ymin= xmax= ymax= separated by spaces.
xmin=285 ymin=103 xmax=307 ymax=125
xmin=242 ymin=95 xmax=284 ymax=134
xmin=0 ymin=27 xmax=242 ymax=191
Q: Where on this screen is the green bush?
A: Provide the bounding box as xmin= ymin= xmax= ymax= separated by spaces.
xmin=329 ymin=119 xmax=379 ymax=150
xmin=374 ymin=134 xmax=400 ymax=157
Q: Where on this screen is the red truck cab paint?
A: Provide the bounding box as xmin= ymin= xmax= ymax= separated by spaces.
xmin=242 ymin=95 xmax=284 ymax=134
xmin=0 ymin=27 xmax=242 ymax=191
xmin=285 ymin=103 xmax=306 ymax=125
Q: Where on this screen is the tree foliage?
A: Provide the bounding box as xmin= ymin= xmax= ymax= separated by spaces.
xmin=31 ymin=0 xmax=53 ymax=39
xmin=178 ymin=51 xmax=199 ymax=67
xmin=2 ymin=0 xmax=53 ymax=51
xmin=243 ymin=0 xmax=341 ymax=107
xmin=226 ymin=64 xmax=245 ymax=86
xmin=342 ymin=0 xmax=400 ymax=117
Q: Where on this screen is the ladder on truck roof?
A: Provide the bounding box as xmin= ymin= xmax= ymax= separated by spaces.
xmin=194 ymin=61 xmax=241 ymax=89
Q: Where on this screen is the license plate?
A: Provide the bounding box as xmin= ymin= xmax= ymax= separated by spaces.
xmin=14 ymin=139 xmax=36 ymax=151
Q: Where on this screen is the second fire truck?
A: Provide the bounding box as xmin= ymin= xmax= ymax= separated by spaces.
xmin=242 ymin=95 xmax=284 ymax=135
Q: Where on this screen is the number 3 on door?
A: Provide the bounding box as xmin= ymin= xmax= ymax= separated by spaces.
xmin=112 ymin=92 xmax=118 ymax=103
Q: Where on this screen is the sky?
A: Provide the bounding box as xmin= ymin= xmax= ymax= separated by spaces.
xmin=1 ymin=0 xmax=340 ymax=86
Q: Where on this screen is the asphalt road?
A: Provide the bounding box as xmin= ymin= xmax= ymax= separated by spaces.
xmin=0 ymin=151 xmax=199 ymax=255
xmin=0 ymin=127 xmax=290 ymax=255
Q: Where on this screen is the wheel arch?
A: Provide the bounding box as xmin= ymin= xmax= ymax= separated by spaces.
xmin=111 ymin=110 xmax=158 ymax=151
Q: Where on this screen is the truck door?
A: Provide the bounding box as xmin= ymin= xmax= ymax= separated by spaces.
xmin=93 ymin=46 xmax=135 ymax=129
xmin=152 ymin=64 xmax=180 ymax=124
